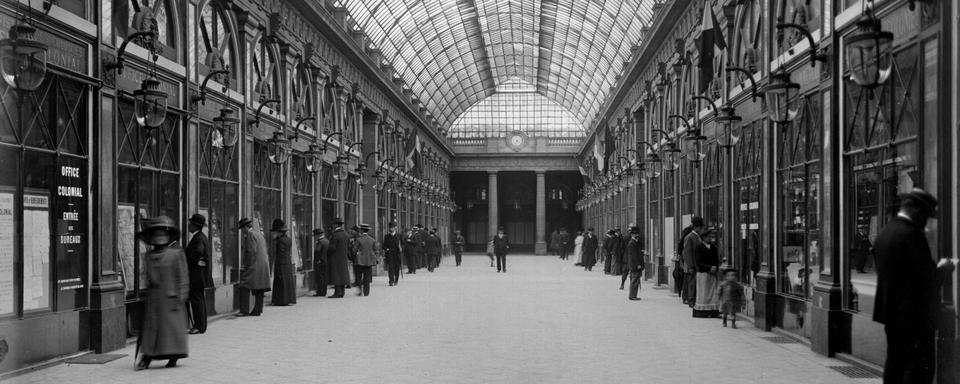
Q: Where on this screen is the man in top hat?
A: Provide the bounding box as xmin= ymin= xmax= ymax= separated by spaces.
xmin=185 ymin=213 xmax=213 ymax=334
xmin=602 ymin=229 xmax=619 ymax=276
xmin=625 ymin=225 xmax=645 ymax=301
xmin=874 ymin=188 xmax=955 ymax=383
xmin=135 ymin=216 xmax=189 ymax=370
xmin=492 ymin=226 xmax=510 ymax=273
xmin=425 ymin=227 xmax=442 ymax=272
xmin=312 ymin=228 xmax=329 ymax=296
xmin=238 ymin=218 xmax=270 ymax=316
xmin=326 ymin=217 xmax=352 ymax=298
xmin=581 ymin=227 xmax=599 ymax=271
xmin=613 ymin=226 xmax=627 ymax=286
xmin=452 ymin=230 xmax=465 ymax=267
xmin=681 ymin=216 xmax=706 ymax=306
xmin=403 ymin=226 xmax=419 ymax=274
xmin=270 ymin=218 xmax=296 ymax=306
xmin=382 ymin=222 xmax=402 ymax=286
xmin=353 ymin=224 xmax=379 ymax=296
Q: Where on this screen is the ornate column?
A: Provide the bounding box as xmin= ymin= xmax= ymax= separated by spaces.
xmin=535 ymin=170 xmax=547 ymax=255
xmin=488 ymin=171 xmax=499 ymax=238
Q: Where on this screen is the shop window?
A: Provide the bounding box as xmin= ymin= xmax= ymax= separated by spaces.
xmin=252 ymin=140 xmax=282 ymax=237
xmin=776 ymin=94 xmax=822 ymax=300
xmin=196 ymin=0 xmax=238 ymax=89
xmin=198 ymin=123 xmax=238 ymax=285
xmin=344 ymin=174 xmax=358 ymax=227
xmin=112 ymin=0 xmax=179 ymax=62
xmin=320 ymin=165 xmax=338 ymax=231
xmin=291 ymin=154 xmax=314 ymax=272
xmin=842 ymin=44 xmax=922 ymax=314
xmin=733 ymin=121 xmax=763 ymax=285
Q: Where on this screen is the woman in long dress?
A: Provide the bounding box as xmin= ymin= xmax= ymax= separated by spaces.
xmin=136 ymin=216 xmax=189 ymax=370
xmin=693 ymin=228 xmax=721 ymax=318
xmin=573 ymin=231 xmax=584 ymax=265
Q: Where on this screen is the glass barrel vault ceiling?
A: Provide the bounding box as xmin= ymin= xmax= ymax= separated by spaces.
xmin=336 ymin=0 xmax=655 ymax=132
xmin=448 ymin=78 xmax=584 ymax=139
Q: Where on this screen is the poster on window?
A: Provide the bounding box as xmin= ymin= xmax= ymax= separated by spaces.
xmin=0 ymin=191 xmax=15 ymax=314
xmin=290 ymin=218 xmax=301 ymax=269
xmin=56 ymin=161 xmax=86 ymax=308
xmin=117 ymin=204 xmax=147 ymax=293
xmin=23 ymin=193 xmax=50 ymax=311
xmin=200 ymin=208 xmax=224 ymax=286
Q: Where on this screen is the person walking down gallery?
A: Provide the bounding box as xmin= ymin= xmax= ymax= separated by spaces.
xmin=692 ymin=227 xmax=721 ymax=318
xmin=185 ymin=213 xmax=213 ymax=334
xmin=326 ymin=217 xmax=352 ymax=298
xmin=312 ymin=228 xmax=329 ymax=296
xmin=383 ymin=222 xmax=402 ymax=286
xmin=493 ymin=227 xmax=510 ymax=273
xmin=425 ymin=228 xmax=442 ymax=272
xmin=680 ymin=217 xmax=706 ymax=307
xmin=135 ymin=216 xmax=189 ymax=370
xmin=718 ymin=268 xmax=746 ymax=328
xmin=581 ymin=228 xmax=599 ymax=271
xmin=404 ymin=227 xmax=419 ymax=274
xmin=873 ymin=188 xmax=955 ymax=384
xmin=238 ymin=218 xmax=270 ymax=316
xmin=572 ymin=230 xmax=583 ymax=266
xmin=625 ymin=225 xmax=644 ymax=301
xmin=557 ymin=227 xmax=571 ymax=260
xmin=452 ymin=230 xmax=465 ymax=267
xmin=270 ymin=219 xmax=296 ymax=306
xmin=353 ymin=224 xmax=379 ymax=296
xmin=549 ymin=228 xmax=559 ymax=257
xmin=614 ymin=227 xmax=628 ymax=289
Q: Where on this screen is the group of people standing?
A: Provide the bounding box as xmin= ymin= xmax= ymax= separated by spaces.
xmin=675 ymin=216 xmax=745 ymax=327
xmin=551 ymin=226 xmax=644 ymax=301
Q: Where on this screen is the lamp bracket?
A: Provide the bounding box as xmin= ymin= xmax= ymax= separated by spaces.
xmin=725 ymin=67 xmax=762 ymax=101
xmin=776 ymin=22 xmax=828 ymax=67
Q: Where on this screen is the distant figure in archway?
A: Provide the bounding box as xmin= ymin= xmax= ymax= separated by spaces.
xmin=557 ymin=227 xmax=571 ymax=260
xmin=452 ymin=230 xmax=465 ymax=267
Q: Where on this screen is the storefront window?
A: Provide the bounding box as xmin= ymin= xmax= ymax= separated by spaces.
xmin=344 ymin=174 xmax=358 ymax=227
xmin=662 ymin=168 xmax=675 ymax=262
xmin=253 ymin=140 xmax=282 ymax=236
xmin=198 ymin=123 xmax=238 ymax=285
xmin=291 ymin=154 xmax=313 ymax=272
xmin=843 ymin=44 xmax=922 ymax=314
xmin=0 ymin=74 xmax=89 ymax=314
xmin=320 ymin=165 xmax=337 ymax=230
xmin=777 ymin=94 xmax=822 ymax=299
xmin=702 ymin=141 xmax=722 ymax=229
xmin=734 ymin=121 xmax=762 ymax=285
xmin=117 ymin=97 xmax=180 ymax=299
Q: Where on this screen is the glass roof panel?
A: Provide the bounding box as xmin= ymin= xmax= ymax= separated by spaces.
xmin=448 ymin=78 xmax=586 ymax=139
xmin=339 ymin=0 xmax=654 ymax=130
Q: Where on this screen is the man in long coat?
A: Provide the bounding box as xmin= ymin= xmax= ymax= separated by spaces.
xmin=581 ymin=227 xmax=599 ymax=271
xmin=354 ymin=224 xmax=379 ymax=296
xmin=238 ymin=218 xmax=270 ymax=316
xmin=452 ymin=230 xmax=465 ymax=267
xmin=383 ymin=223 xmax=402 ymax=286
xmin=873 ymin=188 xmax=954 ymax=383
xmin=613 ymin=227 xmax=626 ymax=284
xmin=312 ymin=228 xmax=329 ymax=296
xmin=602 ymin=229 xmax=618 ymax=276
xmin=626 ymin=226 xmax=644 ymax=300
xmin=413 ymin=225 xmax=427 ymax=270
xmin=403 ymin=228 xmax=419 ymax=274
xmin=681 ymin=217 xmax=705 ymax=307
xmin=425 ymin=228 xmax=442 ymax=272
xmin=185 ymin=213 xmax=212 ymax=334
xmin=557 ymin=228 xmax=571 ymax=260
xmin=326 ymin=217 xmax=352 ymax=298
xmin=493 ymin=226 xmax=510 ymax=273
xmin=136 ymin=216 xmax=189 ymax=370
xmin=270 ymin=219 xmax=296 ymax=306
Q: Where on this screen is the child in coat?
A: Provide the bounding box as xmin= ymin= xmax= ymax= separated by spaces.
xmin=718 ymin=268 xmax=746 ymax=328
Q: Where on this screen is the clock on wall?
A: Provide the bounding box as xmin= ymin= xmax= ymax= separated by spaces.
xmin=507 ymin=131 xmax=527 ymax=151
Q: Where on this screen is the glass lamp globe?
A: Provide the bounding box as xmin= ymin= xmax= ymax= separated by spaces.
xmin=763 ymin=70 xmax=799 ymax=124
xmin=0 ymin=22 xmax=47 ymax=91
xmin=716 ymin=105 xmax=742 ymax=148
xmin=134 ymin=76 xmax=168 ymax=128
xmin=267 ymin=131 xmax=291 ymax=164
xmin=844 ymin=5 xmax=893 ymax=89
xmin=306 ymin=144 xmax=323 ymax=173
xmin=213 ymin=108 xmax=240 ymax=148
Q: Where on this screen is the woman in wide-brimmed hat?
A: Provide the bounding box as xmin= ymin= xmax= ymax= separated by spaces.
xmin=692 ymin=227 xmax=721 ymax=318
xmin=135 ymin=216 xmax=189 ymax=371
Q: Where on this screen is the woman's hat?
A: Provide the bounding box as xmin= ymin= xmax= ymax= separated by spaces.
xmin=136 ymin=215 xmax=180 ymax=245
xmin=271 ymin=218 xmax=287 ymax=232
xmin=189 ymin=213 xmax=206 ymax=227
xmin=312 ymin=228 xmax=324 ymax=236
xmin=691 ymin=216 xmax=705 ymax=227
xmin=901 ymin=188 xmax=938 ymax=215
xmin=333 ymin=217 xmax=345 ymax=224
xmin=703 ymin=226 xmax=718 ymax=236
xmin=238 ymin=217 xmax=253 ymax=229
xmin=360 ymin=223 xmax=371 ymax=231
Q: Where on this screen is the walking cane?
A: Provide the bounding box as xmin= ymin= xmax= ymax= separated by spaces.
xmin=134 ymin=303 xmax=144 ymax=368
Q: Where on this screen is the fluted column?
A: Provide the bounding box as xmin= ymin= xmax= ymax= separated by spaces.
xmin=488 ymin=171 xmax=498 ymax=239
xmin=535 ymin=171 xmax=547 ymax=255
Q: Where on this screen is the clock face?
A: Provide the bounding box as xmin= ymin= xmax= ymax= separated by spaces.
xmin=510 ymin=135 xmax=524 ymax=147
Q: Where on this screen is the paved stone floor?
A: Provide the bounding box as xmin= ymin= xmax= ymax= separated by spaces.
xmin=14 ymin=255 xmax=880 ymax=384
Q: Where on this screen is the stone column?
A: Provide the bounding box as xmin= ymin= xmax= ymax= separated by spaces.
xmin=535 ymin=171 xmax=547 ymax=255
xmin=488 ymin=171 xmax=498 ymax=239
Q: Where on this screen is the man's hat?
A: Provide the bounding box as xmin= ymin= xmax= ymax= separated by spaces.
xmin=454 ymin=229 xmax=461 ymax=234
xmin=691 ymin=216 xmax=705 ymax=227
xmin=137 ymin=215 xmax=180 ymax=245
xmin=498 ymin=226 xmax=505 ymax=231
xmin=270 ymin=218 xmax=287 ymax=232
xmin=389 ymin=222 xmax=397 ymax=228
xmin=607 ymin=229 xmax=616 ymax=235
xmin=723 ymin=268 xmax=738 ymax=274
xmin=901 ymin=188 xmax=939 ymax=215
xmin=189 ymin=213 xmax=206 ymax=227
xmin=312 ymin=228 xmax=324 ymax=236
xmin=430 ymin=228 xmax=437 ymax=233
xmin=360 ymin=223 xmax=371 ymax=231
xmin=587 ymin=227 xmax=594 ymax=231
xmin=333 ymin=217 xmax=345 ymax=224
xmin=238 ymin=217 xmax=253 ymax=229
xmin=629 ymin=225 xmax=640 ymax=234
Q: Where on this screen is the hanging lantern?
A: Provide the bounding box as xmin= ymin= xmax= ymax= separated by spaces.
xmin=763 ymin=69 xmax=799 ymax=124
xmin=306 ymin=144 xmax=323 ymax=173
xmin=716 ymin=105 xmax=742 ymax=148
xmin=0 ymin=21 xmax=47 ymax=91
xmin=844 ymin=1 xmax=893 ymax=89
xmin=267 ymin=131 xmax=291 ymax=164
xmin=642 ymin=159 xmax=662 ymax=179
xmin=134 ymin=76 xmax=168 ymax=128
xmin=213 ymin=108 xmax=240 ymax=148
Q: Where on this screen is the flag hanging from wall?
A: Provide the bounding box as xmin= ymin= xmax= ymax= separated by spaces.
xmin=603 ymin=124 xmax=615 ymax=175
xmin=697 ymin=3 xmax=726 ymax=94
xmin=404 ymin=128 xmax=421 ymax=176
xmin=593 ymin=136 xmax=604 ymax=171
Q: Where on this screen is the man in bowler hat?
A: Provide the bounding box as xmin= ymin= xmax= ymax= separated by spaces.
xmin=873 ymin=188 xmax=955 ymax=383
xmin=382 ymin=222 xmax=402 ymax=286
xmin=237 ymin=218 xmax=270 ymax=316
xmin=185 ymin=213 xmax=213 ymax=334
xmin=312 ymin=228 xmax=329 ymax=296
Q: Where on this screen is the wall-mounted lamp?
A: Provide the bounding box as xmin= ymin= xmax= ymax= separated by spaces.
xmin=762 ymin=69 xmax=799 ymax=124
xmin=267 ymin=130 xmax=291 ymax=164
xmin=844 ymin=0 xmax=893 ymax=90
xmin=776 ymin=20 xmax=828 ymax=67
xmin=191 ymin=68 xmax=230 ymax=106
xmin=252 ymin=98 xmax=281 ymax=127
xmin=133 ymin=76 xmax=168 ymax=128
xmin=725 ymin=66 xmax=763 ymax=102
xmin=212 ymin=107 xmax=239 ymax=148
xmin=715 ymin=105 xmax=742 ymax=149
xmin=0 ymin=19 xmax=48 ymax=91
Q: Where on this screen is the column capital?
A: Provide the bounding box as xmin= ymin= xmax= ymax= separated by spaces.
xmin=488 ymin=170 xmax=499 ymax=176
xmin=534 ymin=170 xmax=546 ymax=176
